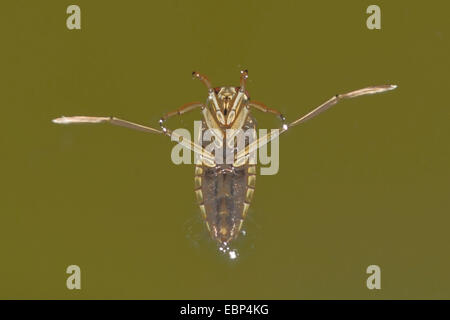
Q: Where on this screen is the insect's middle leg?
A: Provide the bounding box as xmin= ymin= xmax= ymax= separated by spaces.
xmin=159 ymin=101 xmax=204 ymax=133
xmin=158 ymin=102 xmax=216 ymax=166
xmin=248 ymin=101 xmax=286 ymax=124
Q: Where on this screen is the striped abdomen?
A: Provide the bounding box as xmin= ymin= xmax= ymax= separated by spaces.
xmin=194 ymin=164 xmax=256 ymax=245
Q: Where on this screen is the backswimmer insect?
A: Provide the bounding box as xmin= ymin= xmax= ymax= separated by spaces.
xmin=53 ymin=70 xmax=396 ymax=256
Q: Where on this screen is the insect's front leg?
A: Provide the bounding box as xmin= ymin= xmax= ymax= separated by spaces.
xmin=158 ymin=101 xmax=216 ymax=165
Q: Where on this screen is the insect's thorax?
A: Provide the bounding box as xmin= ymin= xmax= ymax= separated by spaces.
xmin=204 ymin=86 xmax=250 ymax=129
xmin=200 ymin=86 xmax=254 ymax=167
xmin=199 ymin=114 xmax=257 ymax=167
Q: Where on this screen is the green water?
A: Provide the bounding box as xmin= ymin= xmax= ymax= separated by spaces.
xmin=1 ymin=0 xmax=450 ymax=299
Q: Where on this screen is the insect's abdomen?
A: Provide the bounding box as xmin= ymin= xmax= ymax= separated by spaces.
xmin=194 ymin=164 xmax=256 ymax=245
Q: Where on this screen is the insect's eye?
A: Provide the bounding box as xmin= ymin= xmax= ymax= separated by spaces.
xmin=214 ymin=87 xmax=221 ymax=94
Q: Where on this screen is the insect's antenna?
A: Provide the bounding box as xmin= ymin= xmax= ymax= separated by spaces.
xmin=192 ymin=71 xmax=213 ymax=92
xmin=240 ymin=69 xmax=248 ymax=92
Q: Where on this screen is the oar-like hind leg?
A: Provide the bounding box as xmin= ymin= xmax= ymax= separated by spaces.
xmin=235 ymin=84 xmax=397 ymax=162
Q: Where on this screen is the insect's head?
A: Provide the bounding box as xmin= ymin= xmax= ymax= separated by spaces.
xmin=193 ymin=70 xmax=250 ymax=126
